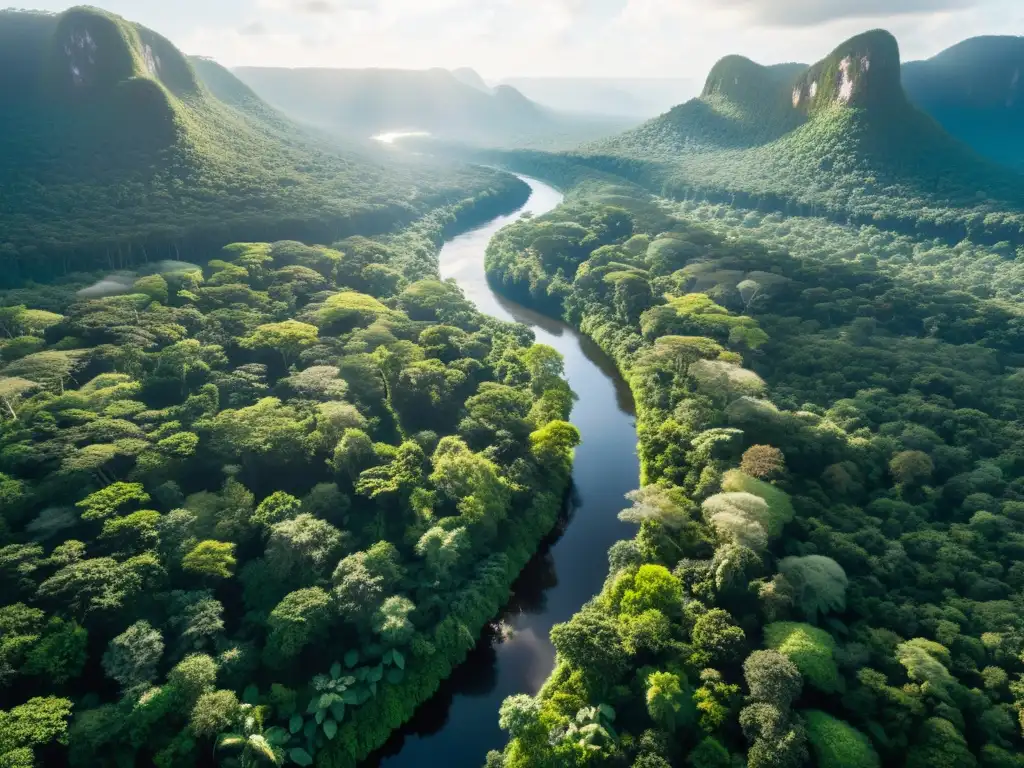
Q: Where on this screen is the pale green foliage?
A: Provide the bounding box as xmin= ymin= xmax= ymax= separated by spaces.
xmin=429 ymin=437 xmax=509 ymax=522
xmin=528 ymin=420 xmax=581 ymax=476
xmin=167 ymin=653 xmax=218 ymax=704
xmin=690 ymin=359 xmax=766 ymax=402
xmin=498 ymin=694 xmax=542 ymax=740
xmin=777 ymin=555 xmax=848 ymax=620
xmin=619 ymin=485 xmax=690 ymax=530
xmin=415 ymin=526 xmax=468 ymax=580
xmin=0 ymin=696 xmax=73 ymax=761
xmin=764 ymin=622 xmax=841 ymax=693
xmin=76 ymin=482 xmax=150 ymax=522
xmin=190 ymin=690 xmax=241 ymax=738
xmin=646 ymin=671 xmax=691 ymax=731
xmin=372 ymin=596 xmax=415 ymax=646
xmin=720 ymin=470 xmax=794 ymax=536
xmin=896 ymin=639 xmax=956 ymax=701
xmin=0 ymin=377 xmax=38 ymax=419
xmin=265 ymin=514 xmax=344 ymax=582
xmin=619 ymin=564 xmax=682 ymax=617
xmin=316 ymin=291 xmax=395 ymax=329
xmin=3 ymin=350 xmax=87 ymax=393
xmin=702 ymin=492 xmax=771 ymax=550
xmin=182 ymin=540 xmax=236 ymax=579
xmin=239 ymin=321 xmax=319 ymax=365
xmin=252 ymin=491 xmax=301 ymax=528
xmin=282 ymin=366 xmax=349 ymax=401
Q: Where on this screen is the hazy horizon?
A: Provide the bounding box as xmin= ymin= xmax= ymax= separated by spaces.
xmin=22 ymin=0 xmax=1024 ymax=79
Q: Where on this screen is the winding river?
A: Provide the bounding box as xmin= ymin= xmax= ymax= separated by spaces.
xmin=368 ymin=177 xmax=640 ymax=766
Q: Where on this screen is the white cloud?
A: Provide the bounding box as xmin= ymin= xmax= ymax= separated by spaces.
xmin=713 ymin=0 xmax=979 ymax=27
xmin=177 ymin=0 xmax=1016 ymax=78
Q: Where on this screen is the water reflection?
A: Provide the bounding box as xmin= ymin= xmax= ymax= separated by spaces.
xmin=369 ymin=177 xmax=639 ymax=768
xmin=372 ymin=131 xmax=432 ymax=144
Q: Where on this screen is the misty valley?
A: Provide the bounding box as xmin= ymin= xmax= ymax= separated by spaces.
xmin=0 ymin=5 xmax=1023 ymax=768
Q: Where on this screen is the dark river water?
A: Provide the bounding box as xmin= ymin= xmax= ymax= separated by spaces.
xmin=368 ymin=176 xmax=640 ymax=767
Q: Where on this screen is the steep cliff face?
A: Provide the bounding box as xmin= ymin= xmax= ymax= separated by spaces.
xmin=50 ymin=6 xmax=199 ymax=98
xmin=791 ymin=30 xmax=904 ymax=113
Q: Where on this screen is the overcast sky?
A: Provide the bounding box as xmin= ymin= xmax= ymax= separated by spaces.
xmin=26 ymin=0 xmax=1024 ymax=79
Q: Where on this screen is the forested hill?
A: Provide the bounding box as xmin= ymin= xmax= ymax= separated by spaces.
xmin=570 ymin=29 xmax=1024 ymax=246
xmin=0 ymin=7 xmax=527 ymax=283
xmin=232 ymin=65 xmax=634 ymax=148
xmin=902 ymin=36 xmax=1024 ymax=171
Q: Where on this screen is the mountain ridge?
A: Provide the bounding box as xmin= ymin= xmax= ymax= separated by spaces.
xmin=233 ymin=64 xmax=632 ymax=148
xmin=902 ymin=35 xmax=1024 ymax=169
xmin=565 ymin=28 xmax=1024 ymax=246
xmin=0 ymin=6 xmax=528 ymax=280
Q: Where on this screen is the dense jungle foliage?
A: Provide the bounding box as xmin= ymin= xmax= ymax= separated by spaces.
xmin=902 ymin=36 xmax=1024 ymax=172
xmin=0 ymin=190 xmax=582 ymax=765
xmin=568 ymin=31 xmax=1024 ymax=247
xmin=483 ymin=169 xmax=1024 ymax=767
xmin=0 ymin=7 xmax=525 ymax=283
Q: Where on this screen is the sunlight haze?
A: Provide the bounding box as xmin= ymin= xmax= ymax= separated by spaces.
xmin=25 ymin=0 xmax=1024 ymax=77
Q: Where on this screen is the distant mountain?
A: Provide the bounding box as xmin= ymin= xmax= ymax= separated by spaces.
xmin=500 ymin=77 xmax=698 ymax=118
xmin=903 ymin=36 xmax=1024 ymax=170
xmin=572 ymin=29 xmax=1024 ymax=244
xmin=233 ymin=65 xmax=633 ymax=148
xmin=0 ymin=7 xmax=520 ymax=280
xmin=451 ymin=67 xmax=491 ymax=93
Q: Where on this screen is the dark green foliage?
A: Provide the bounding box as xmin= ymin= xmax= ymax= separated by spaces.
xmin=0 ymin=8 xmax=531 ymax=283
xmin=484 ymin=128 xmax=1024 ymax=766
xmin=803 ymin=710 xmax=880 ymax=768
xmin=0 ymin=132 xmax=576 ymax=765
xmin=511 ymin=29 xmax=1024 ymax=250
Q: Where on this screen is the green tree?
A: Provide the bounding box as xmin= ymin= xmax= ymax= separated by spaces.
xmin=889 ymin=450 xmax=934 ymax=486
xmin=803 ymin=710 xmax=880 ymax=768
xmin=76 ymin=482 xmax=151 ymax=522
xmin=905 ymin=718 xmax=977 ymax=768
xmin=743 ymin=650 xmax=803 ymax=709
xmin=0 ymin=697 xmax=73 ymax=765
xmin=182 ymin=541 xmax=236 ymax=579
xmin=102 ymin=620 xmax=164 ymax=692
xmin=777 ymin=555 xmax=848 ymax=621
xmin=646 ymin=671 xmax=692 ymax=731
xmin=240 ymin=320 xmax=319 ymax=367
xmin=691 ymin=609 xmax=746 ymax=666
xmin=264 ymin=588 xmax=332 ymax=667
xmin=190 ymin=690 xmax=241 ymax=738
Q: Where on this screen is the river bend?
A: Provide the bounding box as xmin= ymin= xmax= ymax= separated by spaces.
xmin=371 ymin=176 xmax=639 ymax=766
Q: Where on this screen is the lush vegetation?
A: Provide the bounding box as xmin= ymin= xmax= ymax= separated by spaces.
xmin=482 ymin=167 xmax=1024 ymax=767
xmin=0 ymin=7 xmax=526 ymax=283
xmin=0 ymin=169 xmax=584 ymax=766
xmin=557 ymin=31 xmax=1024 ymax=247
xmin=902 ymin=36 xmax=1024 ymax=171
xmin=233 ymin=66 xmax=634 ymax=150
